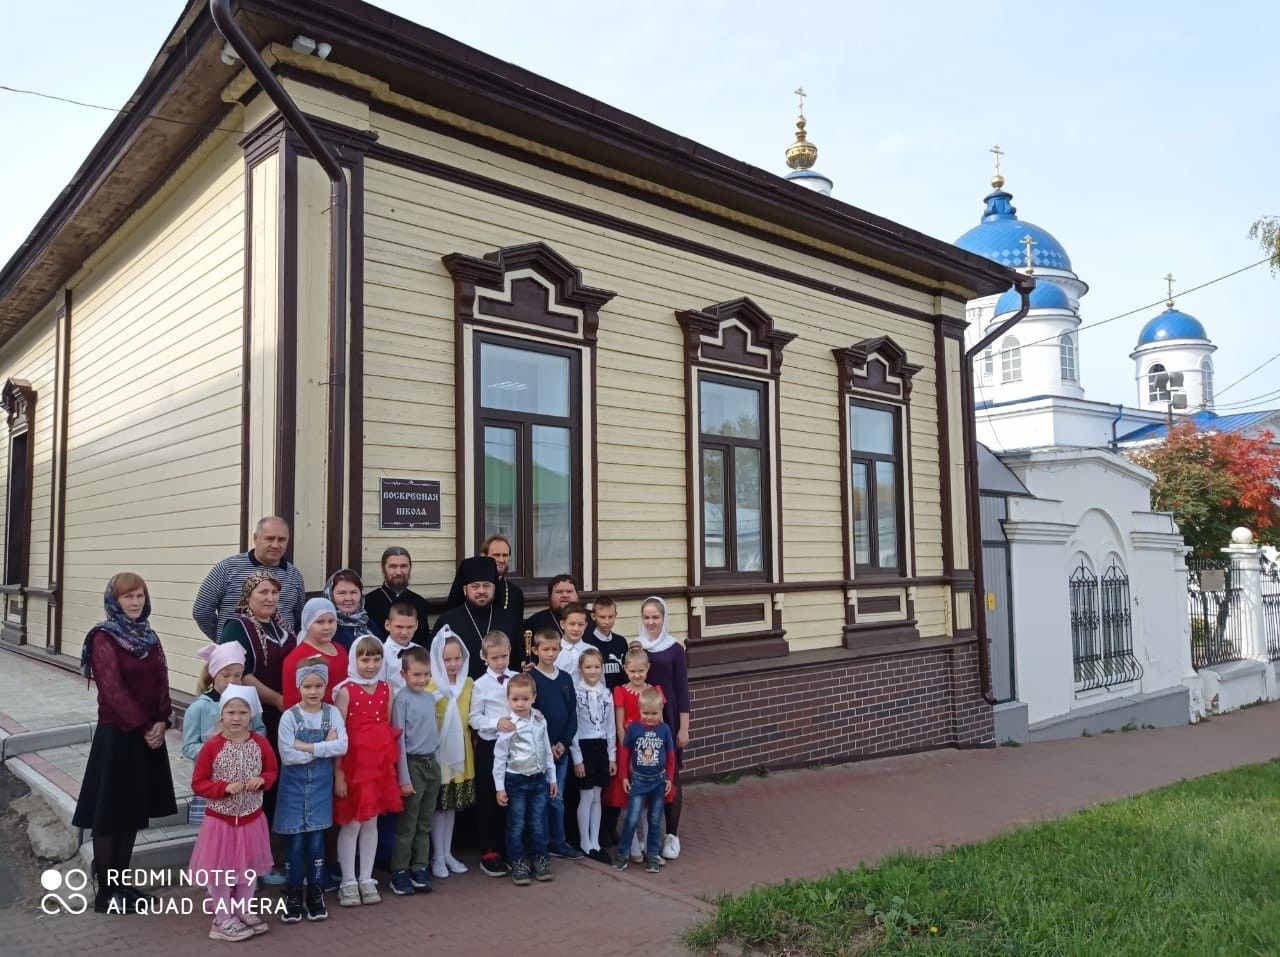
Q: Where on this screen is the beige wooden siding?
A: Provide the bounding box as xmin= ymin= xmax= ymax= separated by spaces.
xmin=61 ymin=140 xmax=245 ymax=690
xmin=351 ymin=85 xmax=958 ymax=649
xmin=247 ymin=155 xmax=281 ymax=527
xmin=0 ymin=309 xmax=59 ymax=645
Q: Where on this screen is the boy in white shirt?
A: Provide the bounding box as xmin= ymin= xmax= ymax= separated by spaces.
xmin=468 ymin=630 xmax=519 ymax=877
xmin=493 ymin=673 xmax=557 ymax=885
xmin=381 ymin=602 xmax=419 ymax=694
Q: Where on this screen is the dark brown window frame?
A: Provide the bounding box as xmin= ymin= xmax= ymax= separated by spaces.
xmin=1 ymin=379 xmax=36 ymax=646
xmin=847 ymin=397 xmax=906 ymax=577
xmin=833 ymin=337 xmax=920 ymax=582
xmin=443 ymin=242 xmax=616 ymax=595
xmin=697 ymin=371 xmax=770 ymax=582
xmin=472 ymin=332 xmax=582 ymax=592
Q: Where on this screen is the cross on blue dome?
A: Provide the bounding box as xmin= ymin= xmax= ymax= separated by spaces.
xmin=954 ymin=187 xmax=1073 ymax=272
xmin=1135 ymin=307 xmax=1208 ymax=346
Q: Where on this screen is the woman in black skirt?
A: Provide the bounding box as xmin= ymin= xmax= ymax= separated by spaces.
xmin=73 ymin=572 xmax=177 ymax=913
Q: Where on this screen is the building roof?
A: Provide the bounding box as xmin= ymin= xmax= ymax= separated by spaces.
xmin=954 ymin=186 xmax=1072 ymax=272
xmin=994 ymin=282 xmax=1071 ymax=315
xmin=1117 ymin=409 xmax=1279 ymax=443
xmin=1135 ymin=306 xmax=1209 ymax=347
xmin=0 ymin=0 xmax=1019 ymax=344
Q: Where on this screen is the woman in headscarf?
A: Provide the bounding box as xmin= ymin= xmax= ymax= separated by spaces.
xmin=219 ymin=569 xmax=296 ymax=883
xmin=325 ymin=568 xmax=377 ymax=651
xmin=635 ymin=596 xmax=691 ymax=861
xmin=73 ymin=572 xmax=177 ymax=914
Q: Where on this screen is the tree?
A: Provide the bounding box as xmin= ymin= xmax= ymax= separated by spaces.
xmin=1131 ymin=421 xmax=1280 ymax=557
xmin=1249 ymin=215 xmax=1280 ymax=274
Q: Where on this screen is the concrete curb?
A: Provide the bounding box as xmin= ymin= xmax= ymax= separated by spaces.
xmin=5 ymin=753 xmax=79 ymax=828
xmin=0 ymin=722 xmax=95 ymax=761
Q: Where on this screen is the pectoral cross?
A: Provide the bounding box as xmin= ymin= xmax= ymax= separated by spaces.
xmin=1020 ymin=234 xmax=1036 ymax=274
xmin=1164 ymin=272 xmax=1175 ymax=308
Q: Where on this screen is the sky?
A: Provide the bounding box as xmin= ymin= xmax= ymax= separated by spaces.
xmin=1 ymin=0 xmax=1277 ymax=411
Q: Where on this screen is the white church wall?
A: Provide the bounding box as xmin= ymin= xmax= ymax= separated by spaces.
xmin=1131 ymin=340 xmax=1216 ymax=413
xmin=977 ymin=397 xmax=1166 ymax=453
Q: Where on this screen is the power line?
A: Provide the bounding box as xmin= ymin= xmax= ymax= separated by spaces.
xmin=1216 ymin=349 xmax=1280 ymax=400
xmin=0 ymin=84 xmax=248 ymax=136
xmin=1207 ymin=386 xmax=1280 ymax=411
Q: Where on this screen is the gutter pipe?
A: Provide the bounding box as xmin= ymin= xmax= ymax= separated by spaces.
xmin=962 ymin=275 xmax=1036 ymax=706
xmin=211 ymin=0 xmax=348 ymax=571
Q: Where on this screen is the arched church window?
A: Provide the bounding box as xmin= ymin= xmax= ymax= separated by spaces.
xmin=982 ymin=347 xmax=993 ymax=385
xmin=1201 ymin=358 xmax=1214 ymax=405
xmin=1059 ymin=333 xmax=1077 ymax=383
xmin=1148 ymin=363 xmax=1170 ymax=403
xmin=1000 ymin=337 xmax=1021 ymax=384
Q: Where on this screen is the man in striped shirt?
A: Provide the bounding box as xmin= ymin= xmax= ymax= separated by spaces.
xmin=192 ymin=516 xmax=306 ymax=639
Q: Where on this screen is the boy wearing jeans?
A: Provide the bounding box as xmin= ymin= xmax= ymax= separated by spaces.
xmin=529 ymin=628 xmax=582 ymax=859
xmin=494 ymin=673 xmax=558 ymax=885
xmin=615 ymin=688 xmax=676 ymax=874
xmin=389 ymin=646 xmax=441 ymax=896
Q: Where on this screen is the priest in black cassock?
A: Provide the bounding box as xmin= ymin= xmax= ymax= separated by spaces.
xmin=432 ymin=555 xmax=521 ymax=680
xmin=444 ymin=534 xmax=524 ymax=626
xmin=364 ymin=546 xmax=433 ymax=645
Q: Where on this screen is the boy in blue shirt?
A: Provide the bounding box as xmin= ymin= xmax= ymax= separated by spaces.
xmin=530 ymin=628 xmax=583 ymax=859
xmin=614 ymin=688 xmax=676 ymax=873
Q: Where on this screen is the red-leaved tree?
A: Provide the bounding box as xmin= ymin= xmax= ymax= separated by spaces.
xmin=1130 ymin=421 xmax=1280 ymax=557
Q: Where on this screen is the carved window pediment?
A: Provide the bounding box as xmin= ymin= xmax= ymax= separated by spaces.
xmin=1 ymin=379 xmax=35 ymax=432
xmin=677 ymin=297 xmax=795 ymax=376
xmin=833 ymin=336 xmax=921 ymax=400
xmin=443 ymin=242 xmax=616 ymax=343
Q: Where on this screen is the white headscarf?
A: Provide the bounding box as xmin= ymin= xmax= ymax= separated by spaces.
xmin=219 ymin=683 xmax=263 ymax=720
xmin=636 ymin=596 xmax=677 ymax=654
xmin=334 ymin=635 xmax=385 ymax=696
xmin=431 ymin=625 xmax=470 ymax=781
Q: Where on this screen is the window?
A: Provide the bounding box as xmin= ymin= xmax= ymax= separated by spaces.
xmin=833 ymin=336 xmax=919 ymax=580
xmin=1148 ymin=363 xmax=1170 ymax=403
xmin=1 ymin=379 xmax=35 ymax=588
xmin=849 ymin=401 xmax=902 ymax=572
xmin=699 ymin=375 xmax=767 ymax=575
xmin=678 ymin=298 xmax=794 ymax=585
xmin=1000 ymin=336 xmax=1021 ymax=383
xmin=1201 ymin=358 xmax=1214 ymax=406
xmin=444 ymin=242 xmax=616 ymax=592
xmin=1059 ymin=333 xmax=1077 ymax=383
xmin=982 ymin=347 xmax=993 ymax=385
xmin=476 ymin=337 xmax=578 ymax=580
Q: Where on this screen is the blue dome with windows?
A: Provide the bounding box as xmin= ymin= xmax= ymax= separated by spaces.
xmin=993 ymin=282 xmax=1072 ymax=316
xmin=1136 ymin=307 xmax=1208 ymax=346
xmin=955 ymin=187 xmax=1073 ymax=272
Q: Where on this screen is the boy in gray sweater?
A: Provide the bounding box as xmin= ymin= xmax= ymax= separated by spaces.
xmin=390 ymin=645 xmax=441 ymax=895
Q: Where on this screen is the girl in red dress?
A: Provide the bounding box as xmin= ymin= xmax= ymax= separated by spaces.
xmin=333 ymin=635 xmax=402 ymax=906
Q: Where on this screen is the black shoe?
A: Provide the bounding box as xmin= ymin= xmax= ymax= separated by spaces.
xmin=390 ymin=870 xmax=415 ymax=896
xmin=586 ymin=847 xmax=613 ymax=865
xmin=281 ymin=889 xmax=304 ymax=923
xmin=548 ymin=842 xmax=584 ymax=859
xmin=94 ymin=887 xmax=140 ymax=915
xmin=305 ymin=883 xmax=327 ymax=921
xmin=479 ymin=852 xmax=509 ymax=878
xmin=116 ymin=885 xmax=156 ymax=909
xmin=644 ymin=856 xmax=661 ymax=873
xmin=408 ymin=867 xmax=433 ymax=892
xmin=510 ymin=860 xmax=531 ymax=886
xmin=532 ymin=855 xmax=554 ymax=882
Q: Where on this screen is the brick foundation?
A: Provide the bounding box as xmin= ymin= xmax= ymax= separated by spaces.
xmin=683 ymin=640 xmax=995 ymax=779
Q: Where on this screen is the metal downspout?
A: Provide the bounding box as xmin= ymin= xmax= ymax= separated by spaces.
xmin=211 ymin=0 xmax=348 ymax=571
xmin=963 ymin=276 xmax=1035 ymax=705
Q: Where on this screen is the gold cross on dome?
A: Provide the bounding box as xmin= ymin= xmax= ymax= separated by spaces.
xmin=795 ymin=86 xmax=806 ymax=118
xmin=990 ymin=144 xmax=1004 ymax=177
xmin=1020 ymin=234 xmax=1037 ymax=273
xmin=1164 ymin=272 xmax=1175 ymax=307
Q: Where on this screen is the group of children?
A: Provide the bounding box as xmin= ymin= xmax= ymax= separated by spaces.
xmin=183 ymin=593 xmax=682 ymax=941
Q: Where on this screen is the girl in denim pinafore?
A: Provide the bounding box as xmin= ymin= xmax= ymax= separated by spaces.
xmin=275 ymin=660 xmax=348 ymax=923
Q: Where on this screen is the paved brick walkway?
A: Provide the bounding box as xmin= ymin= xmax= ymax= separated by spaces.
xmin=4 ymin=700 xmax=1279 ymax=956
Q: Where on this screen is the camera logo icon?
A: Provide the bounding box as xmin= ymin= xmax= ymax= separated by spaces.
xmin=39 ymin=868 xmax=89 ymax=915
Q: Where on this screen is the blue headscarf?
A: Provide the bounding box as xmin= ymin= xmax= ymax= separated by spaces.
xmin=80 ymin=577 xmax=160 ymax=679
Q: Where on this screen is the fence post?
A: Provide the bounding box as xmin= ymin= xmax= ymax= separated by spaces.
xmin=1222 ymin=527 xmax=1275 ymax=700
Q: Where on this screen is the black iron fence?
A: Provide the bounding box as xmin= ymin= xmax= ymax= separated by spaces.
xmin=1070 ymin=560 xmax=1143 ymax=692
xmin=1263 ymin=557 xmax=1280 ymax=661
xmin=1187 ymin=557 xmax=1244 ymax=669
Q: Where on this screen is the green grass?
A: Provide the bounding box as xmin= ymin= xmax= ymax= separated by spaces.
xmin=685 ymin=760 xmax=1280 ymax=956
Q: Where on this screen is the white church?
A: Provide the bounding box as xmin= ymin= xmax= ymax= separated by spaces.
xmin=784 ymin=120 xmax=1277 ymax=740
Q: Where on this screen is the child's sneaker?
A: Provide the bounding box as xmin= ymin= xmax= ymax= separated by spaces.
xmin=304 ymin=884 xmax=327 ymax=921
xmin=479 ymin=852 xmax=508 ymax=878
xmin=281 ymin=889 xmax=304 ymax=924
xmin=532 ymin=855 xmax=554 ymax=882
xmin=209 ymin=918 xmax=254 ymax=941
xmin=338 ymin=881 xmax=360 ymax=907
xmin=358 ymin=879 xmax=381 ymax=904
xmin=390 ymin=870 xmax=415 ymax=896
xmin=409 ymin=867 xmax=433 ymax=892
xmin=661 ymin=834 xmax=682 ymax=860
xmin=510 ymin=860 xmax=532 ymax=886
xmin=241 ymin=912 xmax=270 ymax=934
xmin=644 ymin=856 xmax=662 ymax=873
xmin=614 ymin=855 xmax=629 ymax=871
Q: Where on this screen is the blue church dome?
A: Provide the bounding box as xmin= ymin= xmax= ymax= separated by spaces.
xmin=994 ymin=282 xmax=1072 ymax=316
xmin=1136 ymin=307 xmax=1208 ymax=346
xmin=955 ymin=187 xmax=1073 ymax=272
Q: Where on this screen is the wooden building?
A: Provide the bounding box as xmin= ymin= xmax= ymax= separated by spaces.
xmin=0 ymin=0 xmax=1017 ymax=776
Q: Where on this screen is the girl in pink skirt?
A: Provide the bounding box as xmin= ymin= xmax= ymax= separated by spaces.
xmin=190 ymin=685 xmax=278 ymax=941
